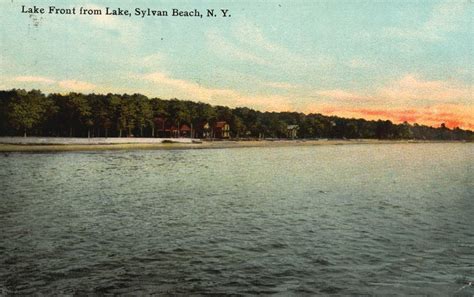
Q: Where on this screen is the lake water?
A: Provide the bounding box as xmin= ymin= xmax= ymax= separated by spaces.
xmin=1 ymin=143 xmax=473 ymax=295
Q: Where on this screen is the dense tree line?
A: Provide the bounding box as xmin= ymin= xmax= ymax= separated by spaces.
xmin=0 ymin=89 xmax=472 ymax=140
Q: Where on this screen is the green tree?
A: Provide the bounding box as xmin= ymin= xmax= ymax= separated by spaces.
xmin=7 ymin=89 xmax=52 ymax=137
xmin=131 ymin=94 xmax=152 ymax=137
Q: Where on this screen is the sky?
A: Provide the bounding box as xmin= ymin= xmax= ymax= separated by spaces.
xmin=1 ymin=0 xmax=473 ymax=129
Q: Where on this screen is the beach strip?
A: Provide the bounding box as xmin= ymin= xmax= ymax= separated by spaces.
xmin=0 ymin=137 xmax=465 ymax=152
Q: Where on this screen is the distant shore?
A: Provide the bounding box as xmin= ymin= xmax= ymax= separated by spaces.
xmin=0 ymin=137 xmax=469 ymax=152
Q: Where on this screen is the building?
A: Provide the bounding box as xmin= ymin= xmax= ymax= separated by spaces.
xmin=214 ymin=121 xmax=230 ymax=139
xmin=287 ymin=125 xmax=299 ymax=139
xmin=198 ymin=121 xmax=231 ymax=139
xmin=179 ymin=124 xmax=191 ymax=137
xmin=202 ymin=122 xmax=211 ymax=138
xmin=155 ymin=117 xmax=193 ymax=138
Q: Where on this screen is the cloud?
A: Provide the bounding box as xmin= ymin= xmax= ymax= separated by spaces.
xmin=207 ymin=22 xmax=334 ymax=70
xmin=237 ymin=21 xmax=334 ymax=68
xmin=312 ymin=74 xmax=472 ymax=106
xmin=140 ymin=53 xmax=164 ymax=66
xmin=206 ymin=30 xmax=268 ymax=65
xmin=383 ymin=1 xmax=468 ymax=42
xmin=14 ymin=76 xmax=55 ymax=84
xmin=11 ymin=76 xmax=95 ymax=92
xmin=141 ymin=72 xmax=235 ymax=98
xmin=263 ymin=81 xmax=299 ymax=89
xmin=74 ymin=4 xmax=142 ymax=45
xmin=303 ymin=74 xmax=473 ymax=128
xmin=315 ymin=89 xmax=372 ymax=102
xmin=346 ymin=58 xmax=373 ymax=69
xmin=234 ymin=22 xmax=281 ymax=53
xmin=423 ymin=1 xmax=467 ymax=36
xmin=8 ymin=75 xmax=97 ymax=92
xmin=378 ymin=74 xmax=472 ymax=103
xmin=354 ymin=105 xmax=473 ymax=130
xmin=138 ymin=71 xmax=292 ymax=111
xmin=58 ymin=80 xmax=96 ymax=91
xmin=304 ymin=103 xmax=474 ymax=130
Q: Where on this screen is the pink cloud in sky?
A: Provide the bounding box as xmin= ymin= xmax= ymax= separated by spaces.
xmin=313 ymin=104 xmax=474 ymax=130
xmin=305 ymin=74 xmax=473 ymax=129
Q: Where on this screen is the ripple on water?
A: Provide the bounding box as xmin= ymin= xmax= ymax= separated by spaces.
xmin=0 ymin=143 xmax=473 ymax=295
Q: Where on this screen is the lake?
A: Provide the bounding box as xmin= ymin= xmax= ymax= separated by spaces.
xmin=0 ymin=143 xmax=473 ymax=295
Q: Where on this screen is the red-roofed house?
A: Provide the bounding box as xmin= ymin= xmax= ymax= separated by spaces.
xmin=180 ymin=124 xmax=191 ymax=137
xmin=214 ymin=121 xmax=230 ymax=139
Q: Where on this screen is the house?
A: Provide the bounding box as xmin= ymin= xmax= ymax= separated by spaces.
xmin=179 ymin=124 xmax=191 ymax=137
xmin=170 ymin=126 xmax=179 ymax=137
xmin=202 ymin=122 xmax=211 ymax=138
xmin=214 ymin=121 xmax=230 ymax=139
xmin=287 ymin=125 xmax=299 ymax=139
xmin=159 ymin=123 xmax=192 ymax=138
xmin=169 ymin=124 xmax=193 ymax=137
xmin=198 ymin=121 xmax=231 ymax=139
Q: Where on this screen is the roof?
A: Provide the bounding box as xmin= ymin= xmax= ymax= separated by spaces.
xmin=180 ymin=124 xmax=191 ymax=131
xmin=215 ymin=121 xmax=228 ymax=128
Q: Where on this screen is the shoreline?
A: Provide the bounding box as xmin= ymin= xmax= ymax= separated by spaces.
xmin=0 ymin=137 xmax=469 ymax=152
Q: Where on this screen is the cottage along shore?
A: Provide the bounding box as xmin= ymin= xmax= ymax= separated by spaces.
xmin=0 ymin=137 xmax=465 ymax=152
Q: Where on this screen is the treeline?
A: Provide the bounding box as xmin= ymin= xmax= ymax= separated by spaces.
xmin=0 ymin=89 xmax=473 ymax=140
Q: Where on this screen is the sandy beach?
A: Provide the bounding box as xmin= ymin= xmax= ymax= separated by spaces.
xmin=0 ymin=137 xmax=463 ymax=152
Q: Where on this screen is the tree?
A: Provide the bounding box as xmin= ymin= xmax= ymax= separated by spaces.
xmin=131 ymin=94 xmax=152 ymax=137
xmin=231 ymin=116 xmax=246 ymax=138
xmin=0 ymin=91 xmax=14 ymax=135
xmin=109 ymin=94 xmax=126 ymax=137
xmin=88 ymin=94 xmax=112 ymax=137
xmin=54 ymin=92 xmax=92 ymax=137
xmin=167 ymin=99 xmax=191 ymax=137
xmin=7 ymin=89 xmax=52 ymax=137
xmin=0 ymin=89 xmax=473 ymax=141
xmin=150 ymin=98 xmax=168 ymax=137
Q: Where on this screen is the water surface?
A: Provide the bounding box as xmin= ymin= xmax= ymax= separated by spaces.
xmin=1 ymin=143 xmax=473 ymax=295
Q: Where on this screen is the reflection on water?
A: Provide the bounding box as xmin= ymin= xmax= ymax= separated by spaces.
xmin=0 ymin=143 xmax=473 ymax=295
